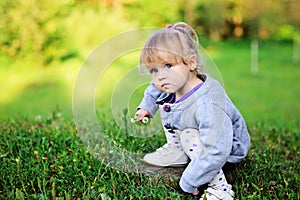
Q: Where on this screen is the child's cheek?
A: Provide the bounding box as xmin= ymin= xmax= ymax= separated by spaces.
xmin=154 ymin=82 xmax=163 ymax=92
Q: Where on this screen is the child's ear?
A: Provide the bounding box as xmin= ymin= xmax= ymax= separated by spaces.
xmin=188 ymin=55 xmax=197 ymax=71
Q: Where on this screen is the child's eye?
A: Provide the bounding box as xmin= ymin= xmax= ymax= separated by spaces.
xmin=165 ymin=64 xmax=172 ymax=69
xmin=149 ymin=68 xmax=158 ymax=74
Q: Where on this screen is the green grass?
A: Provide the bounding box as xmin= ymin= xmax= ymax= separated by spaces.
xmin=0 ymin=59 xmax=79 ymax=120
xmin=0 ymin=113 xmax=299 ymax=199
xmin=1 ymin=40 xmax=299 ymax=124
xmin=209 ymin=39 xmax=300 ymax=123
xmin=0 ymin=40 xmax=299 ymax=199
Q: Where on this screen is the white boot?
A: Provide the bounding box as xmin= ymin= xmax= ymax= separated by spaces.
xmin=143 ymin=143 xmax=189 ymax=167
xmin=143 ymin=128 xmax=189 ymax=167
xmin=200 ymin=170 xmax=234 ymax=200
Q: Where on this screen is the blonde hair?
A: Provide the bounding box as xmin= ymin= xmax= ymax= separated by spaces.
xmin=140 ymin=22 xmax=204 ymax=74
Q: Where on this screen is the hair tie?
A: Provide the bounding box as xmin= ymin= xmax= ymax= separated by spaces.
xmin=166 ymin=24 xmax=173 ymax=29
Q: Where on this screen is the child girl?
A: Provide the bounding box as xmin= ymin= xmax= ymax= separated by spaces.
xmin=133 ymin=22 xmax=250 ymax=199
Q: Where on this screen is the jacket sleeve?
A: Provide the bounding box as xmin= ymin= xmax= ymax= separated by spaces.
xmin=179 ymin=104 xmax=233 ymax=193
xmin=137 ymin=82 xmax=162 ymax=117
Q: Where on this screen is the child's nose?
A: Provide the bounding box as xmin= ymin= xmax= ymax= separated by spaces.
xmin=157 ymin=72 xmax=166 ymax=81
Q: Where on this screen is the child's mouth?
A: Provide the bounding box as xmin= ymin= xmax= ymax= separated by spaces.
xmin=162 ymin=83 xmax=169 ymax=88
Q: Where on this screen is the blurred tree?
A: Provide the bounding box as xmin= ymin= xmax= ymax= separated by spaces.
xmin=194 ymin=0 xmax=227 ymax=41
xmin=287 ymin=0 xmax=300 ymax=63
xmin=1 ymin=0 xmax=299 ymax=68
xmin=176 ymin=0 xmax=198 ymax=25
xmin=241 ymin=0 xmax=284 ymax=74
xmin=123 ymin=0 xmax=181 ymax=27
xmin=241 ymin=0 xmax=262 ymax=74
xmin=0 ymin=0 xmax=75 ymax=65
xmin=226 ymin=0 xmax=244 ymax=38
xmin=63 ymin=1 xmax=137 ymax=56
xmin=241 ymin=0 xmax=300 ymax=72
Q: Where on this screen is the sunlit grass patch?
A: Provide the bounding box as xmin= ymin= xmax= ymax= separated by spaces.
xmin=0 ymin=59 xmax=80 ymax=119
xmin=0 ymin=113 xmax=299 ymax=199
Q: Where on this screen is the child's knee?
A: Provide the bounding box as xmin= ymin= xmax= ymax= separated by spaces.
xmin=179 ymin=128 xmax=203 ymax=159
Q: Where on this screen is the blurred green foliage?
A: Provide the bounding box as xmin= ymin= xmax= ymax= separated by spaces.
xmin=0 ymin=0 xmax=299 ymax=67
xmin=123 ymin=0 xmax=181 ymax=26
xmin=0 ymin=0 xmax=76 ymax=65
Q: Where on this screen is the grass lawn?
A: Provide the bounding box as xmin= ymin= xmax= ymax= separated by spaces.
xmin=0 ymin=40 xmax=299 ymax=199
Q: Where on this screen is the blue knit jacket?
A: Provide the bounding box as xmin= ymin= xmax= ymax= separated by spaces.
xmin=138 ymin=74 xmax=251 ymax=193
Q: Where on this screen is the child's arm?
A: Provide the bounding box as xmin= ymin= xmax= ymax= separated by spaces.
xmin=179 ymin=105 xmax=233 ymax=194
xmin=136 ymin=82 xmax=162 ymax=118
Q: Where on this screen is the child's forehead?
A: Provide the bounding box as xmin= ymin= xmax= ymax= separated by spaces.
xmin=154 ymin=50 xmax=175 ymax=61
xmin=145 ymin=49 xmax=182 ymax=64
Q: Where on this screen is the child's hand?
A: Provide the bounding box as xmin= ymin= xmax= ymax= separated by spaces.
xmin=192 ymin=189 xmax=200 ymax=196
xmin=131 ymin=109 xmax=151 ymax=126
xmin=134 ymin=109 xmax=150 ymax=121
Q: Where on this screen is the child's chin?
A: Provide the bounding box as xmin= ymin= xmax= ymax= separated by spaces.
xmin=163 ymin=89 xmax=174 ymax=94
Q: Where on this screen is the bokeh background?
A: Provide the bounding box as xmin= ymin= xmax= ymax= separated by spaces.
xmin=1 ymin=1 xmax=299 ymax=199
xmin=1 ymin=0 xmax=299 ymax=124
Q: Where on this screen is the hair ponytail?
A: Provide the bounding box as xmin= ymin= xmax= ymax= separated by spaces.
xmin=173 ymin=22 xmax=199 ymax=44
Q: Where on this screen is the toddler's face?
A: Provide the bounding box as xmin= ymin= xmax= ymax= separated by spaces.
xmin=146 ymin=50 xmax=194 ymax=95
